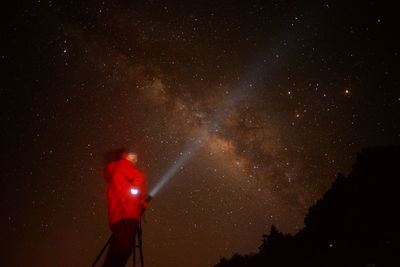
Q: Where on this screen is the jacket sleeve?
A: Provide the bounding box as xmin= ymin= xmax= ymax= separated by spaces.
xmin=120 ymin=161 xmax=140 ymax=182
xmin=139 ymin=176 xmax=149 ymax=209
xmin=123 ymin=162 xmax=149 ymax=208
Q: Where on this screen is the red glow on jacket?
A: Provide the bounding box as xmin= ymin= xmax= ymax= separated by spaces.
xmin=104 ymin=159 xmax=147 ymax=227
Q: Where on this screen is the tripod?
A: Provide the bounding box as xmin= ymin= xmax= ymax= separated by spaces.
xmin=133 ymin=221 xmax=144 ymax=267
xmin=91 ymin=220 xmax=145 ymax=267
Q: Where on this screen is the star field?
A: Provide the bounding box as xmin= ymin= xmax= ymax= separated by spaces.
xmin=1 ymin=1 xmax=399 ymax=266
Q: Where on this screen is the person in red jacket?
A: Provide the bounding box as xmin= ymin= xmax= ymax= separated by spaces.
xmin=102 ymin=149 xmax=149 ymax=267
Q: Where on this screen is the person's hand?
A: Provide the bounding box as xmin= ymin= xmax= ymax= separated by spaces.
xmin=141 ymin=202 xmax=148 ymax=210
xmin=140 ymin=196 xmax=151 ymax=212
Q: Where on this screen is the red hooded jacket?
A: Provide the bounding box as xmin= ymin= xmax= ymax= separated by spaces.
xmin=104 ymin=159 xmax=148 ymax=227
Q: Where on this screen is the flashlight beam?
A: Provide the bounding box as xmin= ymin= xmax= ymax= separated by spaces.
xmin=149 ymin=138 xmax=204 ymax=196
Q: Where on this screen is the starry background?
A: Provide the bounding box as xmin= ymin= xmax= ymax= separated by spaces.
xmin=1 ymin=0 xmax=399 ymax=266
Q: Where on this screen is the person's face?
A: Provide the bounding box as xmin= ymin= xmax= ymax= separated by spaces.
xmin=126 ymin=153 xmax=138 ymax=164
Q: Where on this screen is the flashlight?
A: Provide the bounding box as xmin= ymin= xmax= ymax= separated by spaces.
xmin=130 ymin=188 xmax=139 ymax=195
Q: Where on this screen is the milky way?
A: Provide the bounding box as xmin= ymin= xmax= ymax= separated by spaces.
xmin=1 ymin=1 xmax=399 ymax=267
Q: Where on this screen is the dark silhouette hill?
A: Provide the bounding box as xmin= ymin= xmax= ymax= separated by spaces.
xmin=214 ymin=146 xmax=400 ymax=267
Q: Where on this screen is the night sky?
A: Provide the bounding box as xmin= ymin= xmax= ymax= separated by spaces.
xmin=1 ymin=1 xmax=399 ymax=266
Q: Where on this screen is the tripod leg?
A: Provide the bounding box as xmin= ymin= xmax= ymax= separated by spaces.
xmin=91 ymin=234 xmax=112 ymax=267
xmin=133 ymin=234 xmax=137 ymax=267
xmin=138 ymin=225 xmax=144 ymax=267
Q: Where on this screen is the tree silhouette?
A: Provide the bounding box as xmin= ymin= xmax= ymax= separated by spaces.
xmin=214 ymin=146 xmax=400 ymax=267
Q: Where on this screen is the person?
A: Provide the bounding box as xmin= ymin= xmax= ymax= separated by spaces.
xmin=102 ymin=149 xmax=149 ymax=267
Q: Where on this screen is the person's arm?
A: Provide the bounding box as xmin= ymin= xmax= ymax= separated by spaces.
xmin=123 ymin=162 xmax=150 ymax=209
xmin=139 ymin=176 xmax=149 ymax=210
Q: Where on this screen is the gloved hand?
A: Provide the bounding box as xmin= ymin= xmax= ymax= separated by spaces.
xmin=140 ymin=195 xmax=152 ymax=213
